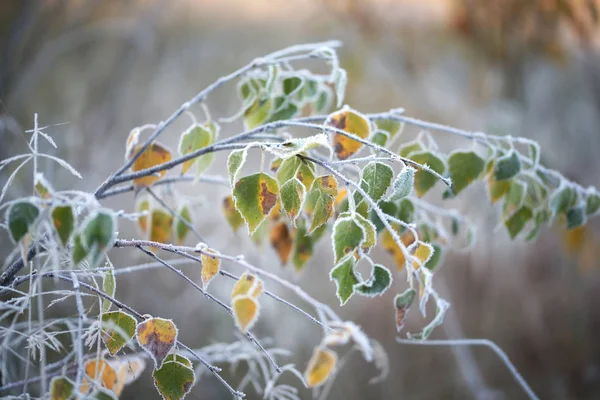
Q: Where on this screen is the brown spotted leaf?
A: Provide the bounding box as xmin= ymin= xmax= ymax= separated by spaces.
xmin=232 ymin=172 xmax=279 ymax=235
xmin=269 ymin=221 xmax=293 ymax=265
xmin=136 ymin=317 xmax=178 ymax=368
xmin=327 ymin=107 xmax=371 ymax=160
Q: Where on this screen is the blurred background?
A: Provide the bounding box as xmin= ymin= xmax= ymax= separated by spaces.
xmin=2 ymin=0 xmax=600 ymax=399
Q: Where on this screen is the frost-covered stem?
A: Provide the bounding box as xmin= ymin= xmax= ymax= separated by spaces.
xmin=113 ymin=239 xmax=341 ymax=325
xmin=96 ymin=174 xmax=229 ymax=199
xmin=35 ymin=271 xmax=47 ymax=393
xmin=69 ymin=272 xmax=85 ymax=394
xmin=32 ymin=113 xmax=39 ymax=183
xmin=94 ymin=41 xmax=339 ymax=197
xmin=135 ymin=246 xmax=282 ymax=374
xmin=396 ymin=338 xmax=539 ymax=400
xmin=145 ymin=187 xmax=205 ymax=242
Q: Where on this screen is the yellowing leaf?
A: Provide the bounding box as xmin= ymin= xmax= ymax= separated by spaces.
xmin=110 ymin=356 xmax=146 ymax=397
xmin=304 ymin=347 xmax=337 ymax=388
xmin=232 ymin=172 xmax=279 ymax=235
xmin=231 ymin=272 xmax=263 ymax=299
xmin=153 ymin=359 xmax=195 ymax=400
xmin=34 ymin=173 xmax=52 ymax=199
xmin=84 ymin=359 xmax=118 ymax=392
xmin=174 ymin=205 xmax=192 ymax=244
xmin=150 ymin=208 xmax=174 ymax=245
xmin=222 ymin=195 xmax=244 ymax=232
xmin=487 ymin=172 xmax=511 ymax=204
xmin=101 ymin=311 xmax=137 ymax=356
xmin=411 ymin=241 xmax=433 ymax=269
xmin=304 ymin=175 xmax=338 ymax=233
xmin=327 ymin=107 xmax=371 ymax=160
xmin=125 ymin=127 xmax=141 ymax=160
xmin=131 ymin=143 xmax=172 ymax=187
xmin=335 ymin=187 xmax=347 ymax=206
xmin=269 ymin=221 xmax=293 ymax=265
xmin=50 ymin=376 xmax=74 ymax=400
xmin=51 ymin=205 xmax=74 ymax=247
xmin=136 ymin=196 xmax=150 ymax=234
xmin=201 ymin=249 xmax=221 ymax=289
xmin=232 ymin=295 xmax=259 ymax=332
xmin=136 ymin=317 xmax=178 ymax=368
xmin=178 ymin=124 xmax=213 ymax=175
xmin=381 ymin=228 xmax=415 ymax=271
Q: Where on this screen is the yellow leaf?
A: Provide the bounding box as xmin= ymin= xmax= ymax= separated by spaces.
xmin=411 ymin=241 xmax=433 ymax=269
xmin=381 ymin=228 xmax=415 ymax=271
xmin=136 ymin=317 xmax=178 ymax=368
xmin=136 ymin=197 xmax=150 ymax=234
xmin=82 ymin=359 xmax=118 ymax=393
xmin=334 ymin=187 xmax=347 ymax=206
xmin=222 ymin=195 xmax=244 ymax=232
xmin=110 ymin=356 xmax=146 ymax=397
xmin=487 ymin=173 xmax=511 ymax=204
xmin=304 ymin=347 xmax=337 ymax=388
xmin=149 ymin=208 xmax=174 ymax=245
xmin=231 ymin=272 xmax=263 ymax=299
xmin=327 ymin=107 xmax=371 ymax=160
xmin=201 ymin=249 xmax=221 ymax=289
xmin=232 ymin=295 xmax=259 ymax=332
xmin=269 ymin=221 xmax=293 ymax=265
xmin=131 ymin=142 xmax=172 ymax=187
xmin=125 ymin=127 xmax=141 ymax=160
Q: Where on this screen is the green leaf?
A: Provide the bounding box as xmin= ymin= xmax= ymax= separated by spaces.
xmin=304 ymin=175 xmax=338 ymax=233
xmin=566 ymin=206 xmax=586 ymax=229
xmin=72 ymin=234 xmax=88 ymax=265
xmin=233 ymin=173 xmax=279 ymax=235
xmin=387 ymin=166 xmax=415 ymax=201
xmin=315 ymin=87 xmax=333 ymax=113
xmin=153 ymin=360 xmax=195 ymax=400
xmin=276 ymin=156 xmax=316 ymax=188
xmin=238 ymin=77 xmax=264 ymax=104
xmin=505 ymin=207 xmax=533 ymax=239
xmin=280 ymin=178 xmax=305 ymax=226
xmin=101 ymin=311 xmax=137 ymax=356
xmin=84 ymin=388 xmax=118 ymax=400
xmin=375 ymin=119 xmax=401 ymax=137
xmin=291 ymin=219 xmax=325 ymax=272
xmin=396 ymin=198 xmax=415 ymax=225
xmin=394 ymin=288 xmax=416 ymax=332
xmin=354 ymin=265 xmax=392 ymax=297
xmin=102 ymin=261 xmax=115 ymax=312
xmin=494 ymin=150 xmax=521 ymax=181
xmin=369 ymin=201 xmax=397 ymax=233
xmin=329 ymin=255 xmax=359 ymax=306
xmin=7 ymin=201 xmax=39 ymax=243
xmin=370 ymin=130 xmax=389 ymax=149
xmin=525 ymin=209 xmax=551 ymax=241
xmin=408 ymin=298 xmax=449 ymax=340
xmin=227 ymin=148 xmax=247 ymax=186
xmin=178 ymin=124 xmax=213 ymax=176
xmin=503 ymin=180 xmax=526 ymax=217
xmin=399 ymin=139 xmax=424 ymax=158
xmin=354 ymin=213 xmax=377 ymax=254
xmin=80 ymin=210 xmax=116 ymax=267
xmin=357 ymin=162 xmax=394 ymax=204
xmin=174 ymin=205 xmax=192 ymax=244
xmin=267 ymin=96 xmax=299 ymax=122
xmin=244 ymin=98 xmax=272 ymax=130
xmin=406 ymin=151 xmax=446 ymax=197
xmin=332 ymin=214 xmax=364 ymax=263
xmin=302 ymin=80 xmax=318 ymax=100
xmin=50 ymin=376 xmax=75 ymax=400
xmin=446 ymin=150 xmax=485 ymax=196
xmin=283 ymin=76 xmax=303 ymax=96
xmin=425 ymin=244 xmax=443 ymax=271
xmin=51 ymin=205 xmax=74 ymax=247
xmin=586 ymin=191 xmax=600 ymax=216
xmin=550 ymin=185 xmax=577 ymax=217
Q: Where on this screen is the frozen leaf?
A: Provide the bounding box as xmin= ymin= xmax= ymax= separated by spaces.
xmin=408 ymin=298 xmax=449 ymax=340
xmin=102 ymin=263 xmax=115 ymax=312
xmin=81 ymin=209 xmax=116 ymax=267
xmin=238 ymin=77 xmax=265 ymax=105
xmin=136 ymin=317 xmax=178 ymax=368
xmin=425 ymin=244 xmax=443 ymax=271
xmin=232 ymin=295 xmax=260 ymax=332
xmin=375 ymin=119 xmax=401 ymax=137
xmin=292 ymin=220 xmax=325 ymax=272
xmin=387 ymin=166 xmax=415 ymax=201
xmin=354 ymin=265 xmax=392 ymax=297
xmin=357 ymin=162 xmax=394 ymax=204
xmin=201 ymin=249 xmax=221 ymax=289
xmin=268 ymin=134 xmax=329 ymax=160
xmin=267 ymin=96 xmax=299 ymax=122
xmin=304 ymin=347 xmax=337 ymax=388
xmin=131 ymin=142 xmax=172 ymax=187
xmin=222 ymin=195 xmax=244 ymax=232
xmin=153 ymin=358 xmax=195 ymax=400
xmin=125 ymin=127 xmax=141 ymax=160
xmin=487 ymin=172 xmax=511 ymax=204
xmin=84 ymin=359 xmax=118 ymax=392
xmin=494 ymin=150 xmax=521 ymax=181
xmin=34 ymin=173 xmax=52 ymax=199
xmin=394 ymin=288 xmax=416 ymax=332
xmin=333 ymin=68 xmax=347 ymax=107
xmin=50 ymin=376 xmax=74 ymax=400
xmin=355 ymin=213 xmax=377 ymax=254
xmin=332 ymin=214 xmax=365 ymax=263
xmin=315 ymin=87 xmax=333 ymax=113
xmin=412 ymin=241 xmax=433 ymax=269
xmin=399 ymin=140 xmax=424 ymax=158
xmin=276 ymin=156 xmax=316 ymax=188
xmin=505 ymin=207 xmax=533 ymax=239
xmin=231 ymin=272 xmax=263 ymax=299
xmin=136 ymin=196 xmax=150 ymax=234
xmin=244 ymin=98 xmax=272 ymax=130
xmin=51 ymin=205 xmax=74 ymax=247
xmin=72 ymin=235 xmax=88 ymax=265
xmin=525 ymin=209 xmax=551 ymax=241
xmin=174 ymin=205 xmax=192 ymax=244
xmin=150 ymin=208 xmax=174 ymax=245
xmin=586 ymin=190 xmax=600 ymax=216
xmin=406 ymin=151 xmax=446 ymax=197
xmin=280 ymin=178 xmax=305 ymax=226
xmin=111 ymin=356 xmax=146 ymax=396
xmin=269 ymin=221 xmax=293 ymax=264
xmin=566 ymin=206 xmax=586 ymax=229
xmin=503 ymin=181 xmax=526 ymax=217
xmin=369 ymin=201 xmax=397 ymax=233
xmin=550 ymin=185 xmax=577 ymax=217
xmin=233 ymin=172 xmax=279 ymax=235
xmin=381 ymin=228 xmax=415 ymax=271
xmin=327 ymin=107 xmax=371 ymax=160
xmin=330 ymin=255 xmax=360 ymax=305
xmin=101 ymin=311 xmax=137 ymax=356
xmin=304 ymin=175 xmax=338 ymax=233
xmin=283 ymin=76 xmax=303 ymax=95
xmin=7 ymin=200 xmax=39 ymax=244
xmin=370 ymin=130 xmax=389 ymax=149
xmin=227 ymin=148 xmax=248 ymax=186
xmin=178 ymin=124 xmax=214 ymax=176
xmin=445 ymin=150 xmax=484 ymax=196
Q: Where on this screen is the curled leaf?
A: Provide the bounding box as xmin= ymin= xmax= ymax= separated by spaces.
xmin=304 ymin=347 xmax=337 ymax=388
xmin=354 ymin=265 xmax=392 ymax=297
xmin=394 ymin=288 xmax=416 ymax=332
